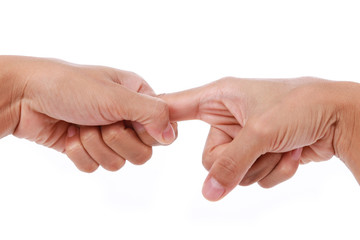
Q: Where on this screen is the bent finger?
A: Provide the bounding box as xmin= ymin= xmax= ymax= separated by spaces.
xmin=258 ymin=148 xmax=302 ymax=188
xmin=79 ymin=126 xmax=125 ymax=172
xmin=101 ymin=122 xmax=153 ymax=165
xmin=240 ymin=153 xmax=282 ymax=186
xmin=202 ymin=126 xmax=233 ymax=171
xmin=65 ymin=125 xmax=99 ymax=173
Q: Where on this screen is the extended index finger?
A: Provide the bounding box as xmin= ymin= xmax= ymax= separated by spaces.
xmin=159 ymin=86 xmax=204 ymax=122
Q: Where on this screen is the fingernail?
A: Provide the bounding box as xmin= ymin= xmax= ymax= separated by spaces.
xmin=202 ymin=177 xmax=225 ymax=201
xmin=291 ymin=148 xmax=303 ymax=161
xmin=162 ymin=122 xmax=176 ymax=144
xmin=67 ymin=125 xmax=77 ymax=138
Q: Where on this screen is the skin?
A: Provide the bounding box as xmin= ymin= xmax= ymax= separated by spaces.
xmin=2 ymin=56 xmax=359 ymax=202
xmin=161 ymin=77 xmax=360 ymax=201
xmin=0 ymin=56 xmax=177 ymax=172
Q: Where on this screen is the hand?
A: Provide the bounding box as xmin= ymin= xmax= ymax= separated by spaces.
xmin=1 ymin=56 xmax=177 ymax=172
xmin=161 ymin=77 xmax=359 ymax=201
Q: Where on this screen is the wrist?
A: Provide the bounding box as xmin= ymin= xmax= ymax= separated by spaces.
xmin=0 ymin=56 xmax=28 ymax=138
xmin=331 ymin=81 xmax=360 ymax=183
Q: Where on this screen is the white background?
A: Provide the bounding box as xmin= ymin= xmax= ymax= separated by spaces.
xmin=1 ymin=0 xmax=360 ymax=239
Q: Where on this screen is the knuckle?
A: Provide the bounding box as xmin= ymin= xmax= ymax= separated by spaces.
xmin=278 ymin=163 xmax=296 ymax=179
xmin=102 ymin=125 xmax=123 ymax=145
xmin=145 ymin=98 xmax=169 ymax=125
xmin=131 ymin=148 xmax=153 ymax=165
xmin=80 ymin=128 xmax=98 ymax=145
xmin=247 ymin=118 xmax=273 ymax=140
xmin=126 ymin=71 xmax=144 ymax=82
xmin=65 ymin=140 xmax=99 ymax=173
xmin=202 ymin=155 xmax=212 ymax=171
xmin=202 ymin=150 xmax=216 ymax=171
xmin=66 ymin=140 xmax=82 ymax=156
xmin=152 ymin=99 xmax=169 ymax=119
xmin=215 ymin=76 xmax=237 ymax=85
xmin=298 ymin=76 xmax=319 ymax=82
xmin=213 ymin=156 xmax=239 ymax=185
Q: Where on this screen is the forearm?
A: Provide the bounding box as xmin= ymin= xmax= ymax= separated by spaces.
xmin=0 ymin=56 xmax=25 ymax=138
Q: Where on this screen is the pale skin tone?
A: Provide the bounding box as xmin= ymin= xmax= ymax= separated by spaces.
xmin=2 ymin=56 xmax=360 ymax=202
xmin=161 ymin=77 xmax=360 ymax=201
xmin=0 ymin=56 xmax=177 ymax=172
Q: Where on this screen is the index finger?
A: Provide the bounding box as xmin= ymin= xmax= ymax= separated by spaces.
xmin=159 ymin=86 xmax=204 ymax=122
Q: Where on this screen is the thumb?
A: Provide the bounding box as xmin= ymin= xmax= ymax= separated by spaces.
xmin=103 ymin=85 xmax=176 ymax=145
xmin=202 ymin=120 xmax=269 ymax=201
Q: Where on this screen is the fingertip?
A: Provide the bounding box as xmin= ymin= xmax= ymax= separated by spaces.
xmin=161 ymin=122 xmax=176 ymax=144
xmin=202 ymin=176 xmax=226 ymax=201
xmin=171 ymin=122 xmax=178 ymax=139
xmin=65 ymin=125 xmax=80 ymax=149
xmin=67 ymin=125 xmax=78 ymax=138
xmin=291 ymin=148 xmax=303 ymax=161
xmin=258 ymin=151 xmax=300 ymax=188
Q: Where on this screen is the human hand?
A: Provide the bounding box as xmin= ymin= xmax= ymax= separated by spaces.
xmin=2 ymin=56 xmax=177 ymax=172
xmin=161 ymin=77 xmax=359 ymax=201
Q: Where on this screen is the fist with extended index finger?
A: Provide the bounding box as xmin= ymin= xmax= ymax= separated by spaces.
xmin=161 ymin=77 xmax=357 ymax=201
